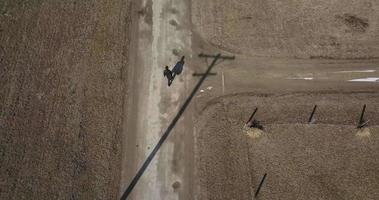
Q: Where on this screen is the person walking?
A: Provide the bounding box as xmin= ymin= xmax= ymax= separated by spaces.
xmin=163 ymin=56 xmax=185 ymax=87
xmin=163 ymin=66 xmax=174 ymax=86
xmin=172 ymin=56 xmax=185 ymax=78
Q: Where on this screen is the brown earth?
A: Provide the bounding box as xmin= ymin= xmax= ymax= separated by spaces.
xmin=1 ymin=1 xmax=131 ymax=199
xmin=190 ymin=38 xmax=379 ymax=198
xmin=195 ymin=93 xmax=379 ymax=200
xmin=2 ymin=0 xmax=379 ymax=199
xmin=190 ymin=2 xmax=379 ymax=198
xmin=192 ymin=0 xmax=379 ymax=59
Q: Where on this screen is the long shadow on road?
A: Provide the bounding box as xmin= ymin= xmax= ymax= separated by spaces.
xmin=120 ymin=54 xmax=233 ymax=200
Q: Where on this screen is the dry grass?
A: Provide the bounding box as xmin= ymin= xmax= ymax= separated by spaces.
xmin=195 ymin=92 xmax=379 ymax=199
xmin=192 ymin=0 xmax=379 ymax=59
xmin=0 ymin=1 xmax=130 ymax=199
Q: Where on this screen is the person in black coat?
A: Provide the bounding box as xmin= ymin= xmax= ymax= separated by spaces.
xmin=172 ymin=56 xmax=185 ymax=78
xmin=163 ymin=56 xmax=185 ymax=87
xmin=163 ymin=66 xmax=174 ymax=86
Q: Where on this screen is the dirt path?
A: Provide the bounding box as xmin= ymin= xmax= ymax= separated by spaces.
xmin=119 ymin=0 xmax=193 ymax=199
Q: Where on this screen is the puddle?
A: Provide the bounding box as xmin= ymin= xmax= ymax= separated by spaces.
xmin=348 ymin=77 xmax=379 ymax=82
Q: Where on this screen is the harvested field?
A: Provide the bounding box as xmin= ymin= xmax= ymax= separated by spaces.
xmin=1 ymin=1 xmax=130 ymax=199
xmin=192 ymin=0 xmax=379 ymax=59
xmin=191 ymin=2 xmax=379 ymax=198
xmin=195 ymin=93 xmax=379 ymax=199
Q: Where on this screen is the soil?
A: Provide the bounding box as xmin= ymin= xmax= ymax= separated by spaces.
xmin=1 ymin=1 xmax=130 ymax=199
xmin=191 ymin=1 xmax=379 ymax=199
xmin=195 ymin=93 xmax=379 ymax=200
xmin=2 ymin=0 xmax=379 ymax=199
xmin=192 ymin=0 xmax=379 ymax=59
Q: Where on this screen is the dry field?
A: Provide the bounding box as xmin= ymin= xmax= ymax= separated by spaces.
xmin=191 ymin=1 xmax=379 ymax=199
xmin=1 ymin=1 xmax=130 ymax=199
xmin=2 ymin=0 xmax=379 ymax=199
xmin=192 ymin=0 xmax=379 ymax=59
xmin=195 ymin=93 xmax=379 ymax=199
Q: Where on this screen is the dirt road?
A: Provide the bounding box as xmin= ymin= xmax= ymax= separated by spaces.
xmin=119 ymin=0 xmax=194 ymax=199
